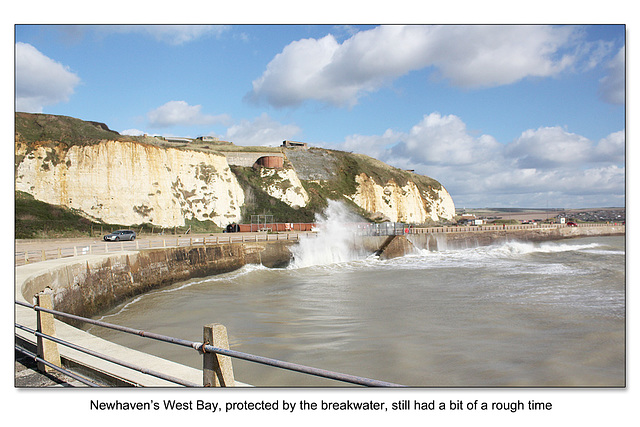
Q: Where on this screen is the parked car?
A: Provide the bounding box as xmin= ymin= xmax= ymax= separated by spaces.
xmin=566 ymin=222 xmax=578 ymax=227
xmin=104 ymin=230 xmax=136 ymax=241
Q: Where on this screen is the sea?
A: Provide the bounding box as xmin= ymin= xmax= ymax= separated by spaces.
xmin=89 ymin=205 xmax=625 ymax=387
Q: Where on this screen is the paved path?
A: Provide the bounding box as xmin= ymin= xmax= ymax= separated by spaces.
xmin=14 ymin=350 xmax=89 ymax=387
xmin=14 ymin=253 xmax=250 ymax=387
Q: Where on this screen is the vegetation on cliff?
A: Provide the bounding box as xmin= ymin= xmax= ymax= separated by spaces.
xmin=15 ymin=191 xmax=210 ymax=239
xmin=16 ymin=112 xmax=125 ymax=146
xmin=15 ymin=190 xmax=107 ymax=239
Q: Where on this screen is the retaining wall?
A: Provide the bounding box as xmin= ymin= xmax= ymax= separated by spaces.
xmin=408 ymin=225 xmax=625 ymax=251
xmin=18 ymin=226 xmax=624 ymax=320
xmin=19 ymin=241 xmax=294 ymax=322
xmin=221 ymin=151 xmax=284 ymax=167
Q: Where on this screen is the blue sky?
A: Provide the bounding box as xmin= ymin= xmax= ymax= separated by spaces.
xmin=14 ymin=23 xmax=626 ymax=208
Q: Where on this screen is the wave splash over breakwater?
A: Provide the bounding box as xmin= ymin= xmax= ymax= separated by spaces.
xmin=289 ymin=200 xmax=369 ymax=268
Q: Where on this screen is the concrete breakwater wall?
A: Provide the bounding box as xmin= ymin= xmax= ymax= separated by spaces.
xmin=19 ymin=241 xmax=294 ymax=323
xmin=18 ymin=225 xmax=624 ymax=321
xmin=408 ymin=224 xmax=626 ymax=252
xmin=371 ymin=225 xmax=625 ymax=259
xmin=15 ymin=225 xmax=624 ymax=386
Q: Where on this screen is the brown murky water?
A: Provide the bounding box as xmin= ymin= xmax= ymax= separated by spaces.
xmin=90 ymin=235 xmax=625 ymax=387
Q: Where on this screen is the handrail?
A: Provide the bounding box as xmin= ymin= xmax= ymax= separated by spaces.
xmin=15 ymin=300 xmax=405 ymax=387
xmin=15 ymin=322 xmax=198 ymax=387
xmin=15 ymin=344 xmax=103 ymax=387
xmin=14 ymin=231 xmax=316 ymax=266
xmin=15 ymin=223 xmax=622 ymax=266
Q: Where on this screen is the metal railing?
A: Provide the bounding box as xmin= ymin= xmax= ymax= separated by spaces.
xmin=15 ymin=223 xmax=622 ymax=266
xmin=409 ymin=222 xmax=620 ymax=234
xmin=15 ymin=232 xmax=315 ymax=266
xmin=15 ymin=299 xmax=404 ymax=388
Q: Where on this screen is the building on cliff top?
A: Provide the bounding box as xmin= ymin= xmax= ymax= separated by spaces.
xmin=196 ymin=136 xmax=234 ymax=145
xmin=282 ymin=140 xmax=308 ymax=149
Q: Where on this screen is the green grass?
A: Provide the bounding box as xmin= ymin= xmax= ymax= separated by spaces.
xmin=15 ymin=112 xmax=123 ymax=146
xmin=14 ymin=191 xmax=202 ymax=239
xmin=15 ymin=191 xmax=107 ymax=239
xmin=184 ymin=218 xmax=223 ymax=233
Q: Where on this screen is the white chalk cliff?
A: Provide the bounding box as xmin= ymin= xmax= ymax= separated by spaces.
xmin=260 ymin=167 xmax=310 ymax=208
xmin=15 ymin=130 xmax=455 ymax=227
xmin=349 ymin=173 xmax=455 ymax=223
xmin=15 ymin=140 xmax=244 ymax=227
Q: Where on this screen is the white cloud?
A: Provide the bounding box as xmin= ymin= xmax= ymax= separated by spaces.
xmin=223 ymin=113 xmax=301 ymax=146
xmin=595 ymin=130 xmax=625 ymax=163
xmin=147 ymin=101 xmax=231 ymax=128
xmin=390 ymin=113 xmax=502 ymax=166
xmin=249 ymin=25 xmax=593 ymax=108
xmin=598 ymin=46 xmax=625 ymax=105
xmin=15 ymin=42 xmax=81 ymax=113
xmin=332 ymin=113 xmax=624 ymax=208
xmin=506 ymin=126 xmax=593 ymax=168
xmin=341 ymin=129 xmax=403 ymax=160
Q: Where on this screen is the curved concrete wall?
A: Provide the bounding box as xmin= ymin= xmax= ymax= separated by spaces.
xmin=14 ymin=225 xmax=623 ymax=386
xmin=18 ymin=241 xmax=294 ymax=322
xmin=18 ymin=226 xmax=623 ymax=319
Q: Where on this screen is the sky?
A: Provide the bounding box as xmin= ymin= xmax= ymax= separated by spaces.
xmin=14 ymin=23 xmax=626 ymax=209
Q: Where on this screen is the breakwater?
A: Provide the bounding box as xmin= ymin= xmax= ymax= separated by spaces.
xmin=17 ymin=225 xmax=624 ymax=320
xmin=18 ymin=241 xmax=293 ymax=322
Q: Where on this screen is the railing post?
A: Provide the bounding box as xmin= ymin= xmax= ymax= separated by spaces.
xmin=202 ymin=323 xmax=235 ymax=387
xmin=35 ymin=293 xmax=61 ymax=373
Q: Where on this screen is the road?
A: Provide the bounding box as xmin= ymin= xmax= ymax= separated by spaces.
xmin=14 ymin=232 xmax=311 ymax=266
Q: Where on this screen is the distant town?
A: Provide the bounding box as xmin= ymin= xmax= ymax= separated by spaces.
xmin=457 ymin=207 xmax=625 ymax=225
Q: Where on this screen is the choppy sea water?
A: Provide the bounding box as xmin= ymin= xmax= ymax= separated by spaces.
xmin=90 ymin=232 xmax=625 ymax=387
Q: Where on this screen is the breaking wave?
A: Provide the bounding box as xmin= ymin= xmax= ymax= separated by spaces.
xmin=289 ymin=200 xmax=367 ymax=269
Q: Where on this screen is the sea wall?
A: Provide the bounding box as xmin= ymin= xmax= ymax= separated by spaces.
xmin=18 ymin=225 xmax=624 ymax=321
xmin=19 ymin=241 xmax=294 ymax=322
xmin=408 ymin=225 xmax=625 ymax=251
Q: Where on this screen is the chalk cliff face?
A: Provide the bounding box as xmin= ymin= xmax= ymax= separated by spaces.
xmin=15 ymin=140 xmax=244 ymax=227
xmin=15 ymin=113 xmax=456 ymax=227
xmin=350 ymin=173 xmax=455 ymax=223
xmin=259 ymin=167 xmax=310 ymax=208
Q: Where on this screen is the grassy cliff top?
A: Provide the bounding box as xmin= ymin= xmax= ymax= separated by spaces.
xmin=15 ymin=112 xmax=129 ymax=146
xmin=15 ymin=112 xmax=284 ymax=153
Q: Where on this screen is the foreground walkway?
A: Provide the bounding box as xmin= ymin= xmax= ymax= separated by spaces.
xmin=15 ymin=349 xmax=90 ymax=387
xmin=14 ymin=254 xmax=209 ymax=387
